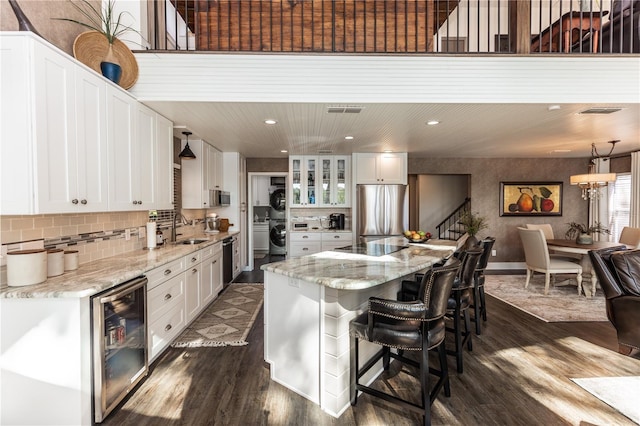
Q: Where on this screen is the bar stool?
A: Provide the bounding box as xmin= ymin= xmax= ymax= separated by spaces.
xmin=445 ymin=248 xmax=483 ymax=374
xmin=350 ymin=259 xmax=461 ymax=426
xmin=471 ymin=237 xmax=495 ymax=335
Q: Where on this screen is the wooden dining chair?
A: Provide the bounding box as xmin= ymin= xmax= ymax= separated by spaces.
xmin=518 ymin=227 xmax=583 ymax=295
xmin=619 ymin=227 xmax=640 ymax=248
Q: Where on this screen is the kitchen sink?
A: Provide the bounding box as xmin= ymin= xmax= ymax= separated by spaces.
xmin=179 ymin=238 xmax=208 ymax=245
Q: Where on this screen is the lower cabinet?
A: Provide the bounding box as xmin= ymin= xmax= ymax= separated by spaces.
xmin=146 ymin=242 xmax=223 ymax=363
xmin=289 ymin=231 xmax=353 ymax=258
xmin=253 ymin=223 xmax=269 ymax=251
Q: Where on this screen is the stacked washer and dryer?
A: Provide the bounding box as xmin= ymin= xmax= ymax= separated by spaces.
xmin=268 ymin=177 xmax=287 ymax=255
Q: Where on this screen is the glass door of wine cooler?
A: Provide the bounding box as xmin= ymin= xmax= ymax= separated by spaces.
xmin=92 ymin=276 xmax=148 ymax=423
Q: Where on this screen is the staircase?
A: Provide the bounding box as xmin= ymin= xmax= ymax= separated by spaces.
xmin=435 ymin=198 xmax=471 ymax=241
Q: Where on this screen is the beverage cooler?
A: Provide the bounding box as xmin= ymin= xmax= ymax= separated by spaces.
xmin=91 ymin=276 xmax=148 ymax=422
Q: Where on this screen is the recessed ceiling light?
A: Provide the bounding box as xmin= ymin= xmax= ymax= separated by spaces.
xmin=552 ymin=149 xmax=571 ymax=153
xmin=548 ymin=105 xmax=561 ymax=111
xmin=426 ymin=120 xmax=440 ymax=126
xmin=280 ymin=150 xmax=288 ymax=153
xmin=344 ymin=136 xmax=354 ymax=140
xmin=264 ymin=119 xmax=277 ymax=125
xmin=383 ymin=150 xmax=393 ymax=153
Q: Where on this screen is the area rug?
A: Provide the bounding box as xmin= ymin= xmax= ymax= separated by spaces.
xmin=484 ymin=274 xmax=607 ymax=322
xmin=171 ymin=283 xmax=263 ymax=348
xmin=571 ymin=376 xmax=640 ymax=424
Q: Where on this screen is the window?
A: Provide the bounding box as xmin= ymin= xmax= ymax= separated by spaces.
xmin=609 ymin=173 xmax=631 ymax=242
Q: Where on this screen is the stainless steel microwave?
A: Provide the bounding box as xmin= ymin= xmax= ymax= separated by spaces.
xmin=209 ymin=190 xmax=231 ymax=207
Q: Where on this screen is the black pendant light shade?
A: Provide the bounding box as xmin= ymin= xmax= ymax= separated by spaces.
xmin=179 ymin=131 xmax=196 ymax=159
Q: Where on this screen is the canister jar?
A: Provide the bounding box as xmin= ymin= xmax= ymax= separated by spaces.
xmin=64 ymin=250 xmax=79 ymax=271
xmin=47 ymin=249 xmax=64 ymax=277
xmin=6 ymin=249 xmax=47 ymax=286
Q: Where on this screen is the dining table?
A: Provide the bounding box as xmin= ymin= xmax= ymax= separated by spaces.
xmin=546 ymin=239 xmax=629 ymax=297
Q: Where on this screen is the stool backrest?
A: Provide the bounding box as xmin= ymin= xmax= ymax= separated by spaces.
xmin=420 ymin=258 xmax=461 ymax=321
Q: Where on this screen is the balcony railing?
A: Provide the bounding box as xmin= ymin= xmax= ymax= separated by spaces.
xmin=148 ymin=0 xmax=638 ymax=54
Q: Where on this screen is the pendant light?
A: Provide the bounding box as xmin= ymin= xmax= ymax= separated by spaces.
xmin=179 ymin=131 xmax=196 ymax=159
xmin=570 ymin=140 xmax=618 ymax=200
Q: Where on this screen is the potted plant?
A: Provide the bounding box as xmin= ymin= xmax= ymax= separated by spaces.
xmin=458 ymin=211 xmax=488 ymax=248
xmin=565 ymin=221 xmax=610 ymax=244
xmin=56 ymin=0 xmax=139 ymax=85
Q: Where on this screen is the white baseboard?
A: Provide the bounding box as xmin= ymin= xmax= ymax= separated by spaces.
xmin=486 ymin=261 xmax=526 ymax=270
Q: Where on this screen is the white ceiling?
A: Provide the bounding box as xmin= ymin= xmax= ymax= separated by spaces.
xmin=146 ymin=100 xmax=640 ymax=159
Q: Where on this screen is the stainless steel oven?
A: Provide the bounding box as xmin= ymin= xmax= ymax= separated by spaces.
xmin=91 ymin=276 xmax=148 ymax=423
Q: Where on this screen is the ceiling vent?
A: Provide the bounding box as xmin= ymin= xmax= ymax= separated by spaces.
xmin=327 ymin=105 xmax=364 ymax=114
xmin=578 ymin=107 xmax=623 ymax=115
xmin=318 ymin=149 xmax=333 ymax=154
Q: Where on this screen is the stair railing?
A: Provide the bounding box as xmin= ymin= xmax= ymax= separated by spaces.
xmin=435 ymin=198 xmax=471 ymax=241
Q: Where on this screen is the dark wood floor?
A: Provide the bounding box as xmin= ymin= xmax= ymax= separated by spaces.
xmin=103 ymin=267 xmax=640 ymax=426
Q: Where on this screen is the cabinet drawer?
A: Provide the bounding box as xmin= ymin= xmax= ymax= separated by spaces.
xmin=289 ymin=241 xmax=322 ymax=257
xmin=212 ymin=241 xmax=222 ymax=256
xmin=148 ymin=274 xmax=185 ymax=322
xmin=146 ymin=257 xmax=186 ymax=290
xmin=148 ymin=302 xmax=186 ymax=362
xmin=290 ymin=232 xmax=321 ymax=242
xmin=185 ymin=250 xmax=202 ymax=266
xmin=200 ymin=244 xmax=215 ymax=261
xmin=321 ymin=232 xmax=352 ymax=242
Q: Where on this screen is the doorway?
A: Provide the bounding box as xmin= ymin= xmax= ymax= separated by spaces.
xmin=247 ymin=172 xmax=288 ymax=272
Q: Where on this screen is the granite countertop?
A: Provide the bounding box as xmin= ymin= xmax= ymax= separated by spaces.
xmin=0 ymin=231 xmax=239 ymax=300
xmin=261 ymin=237 xmax=457 ymax=290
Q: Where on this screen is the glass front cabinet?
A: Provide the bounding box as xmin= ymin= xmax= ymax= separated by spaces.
xmin=289 ymin=156 xmax=319 ymax=207
xmin=319 ymin=156 xmax=350 ymax=207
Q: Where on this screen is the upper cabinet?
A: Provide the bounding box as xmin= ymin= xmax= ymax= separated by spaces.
xmin=319 ymin=156 xmax=350 ymax=207
xmin=1 ymin=35 xmax=109 ymax=214
xmin=354 ymin=153 xmax=407 ymax=185
xmin=182 ymin=139 xmax=224 ymax=209
xmin=252 ymin=176 xmax=270 ymax=206
xmin=0 ymin=33 xmax=173 ymax=215
xmin=289 ymin=156 xmax=319 ymax=208
xmin=107 ymin=90 xmax=156 ymax=211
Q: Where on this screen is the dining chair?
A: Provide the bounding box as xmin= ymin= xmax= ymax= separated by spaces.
xmin=525 ymin=223 xmax=580 ymax=260
xmin=518 ymin=227 xmax=583 ymax=295
xmin=619 ymin=227 xmax=640 ymax=248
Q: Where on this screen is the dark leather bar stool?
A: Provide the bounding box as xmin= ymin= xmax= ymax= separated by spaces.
xmin=470 ymin=237 xmax=495 ymax=335
xmin=445 ymin=248 xmax=483 ymax=374
xmin=350 ymin=259 xmax=461 ymax=426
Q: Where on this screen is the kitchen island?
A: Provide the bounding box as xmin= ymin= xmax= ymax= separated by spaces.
xmin=261 ymin=237 xmax=457 ymax=417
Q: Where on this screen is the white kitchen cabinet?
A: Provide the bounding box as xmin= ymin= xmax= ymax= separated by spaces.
xmin=155 ymin=113 xmax=174 ymax=210
xmin=200 ymin=242 xmax=223 ymax=307
xmin=182 ymin=139 xmax=223 ymax=208
xmin=289 ymin=232 xmax=322 ymax=257
xmin=0 ymin=34 xmax=108 ymax=214
xmin=321 ymin=231 xmax=352 ymax=251
xmin=289 ymin=156 xmax=319 ymax=207
xmin=107 ymin=87 xmax=157 ymax=211
xmin=253 ymin=176 xmax=271 ymax=206
xmin=253 ymin=222 xmax=269 ymax=251
xmin=354 ymin=153 xmax=407 ymax=185
xmin=184 ymin=250 xmax=202 ymax=323
xmin=319 ymin=156 xmax=350 ymax=207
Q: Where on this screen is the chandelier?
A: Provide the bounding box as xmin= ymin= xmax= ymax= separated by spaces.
xmin=570 ymin=141 xmax=618 ymax=200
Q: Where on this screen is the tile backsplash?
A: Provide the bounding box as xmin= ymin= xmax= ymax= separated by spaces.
xmin=1 ymin=212 xmax=149 ymax=266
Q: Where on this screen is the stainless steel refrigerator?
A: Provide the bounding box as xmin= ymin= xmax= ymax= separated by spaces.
xmin=357 ymin=184 xmax=407 ymax=242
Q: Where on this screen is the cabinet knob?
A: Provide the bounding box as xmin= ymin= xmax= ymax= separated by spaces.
xmin=303 ymin=248 xmax=309 ymax=251
xmin=164 ymin=293 xmax=172 ymax=300
xmin=191 ymin=257 xmax=197 ymax=262
xmin=164 ymin=269 xmax=172 ymax=275
xmin=334 ymin=235 xmax=339 ymax=238
xmin=213 ymin=260 xmax=217 ymax=264
xmin=165 ymin=324 xmax=172 ymax=331
xmin=138 ymin=201 xmax=142 ymax=204
xmin=72 ymin=199 xmax=79 ymax=204
xmin=192 ymin=268 xmax=198 ymax=273
xmin=132 ymin=201 xmax=137 ymax=205
xmin=302 ymin=235 xmax=308 ymax=239
xmin=81 ymin=199 xmax=87 ymax=205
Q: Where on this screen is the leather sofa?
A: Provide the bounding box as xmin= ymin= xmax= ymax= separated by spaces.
xmin=589 ymin=248 xmax=640 ymax=356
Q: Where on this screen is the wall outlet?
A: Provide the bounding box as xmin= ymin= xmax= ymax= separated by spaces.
xmin=124 ymin=228 xmax=131 ymax=241
xmin=492 ymin=249 xmax=497 ymax=257
xmin=139 ymin=226 xmax=146 ymax=239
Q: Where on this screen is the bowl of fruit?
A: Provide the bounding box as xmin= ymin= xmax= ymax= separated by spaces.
xmin=403 ymin=230 xmax=432 ymax=243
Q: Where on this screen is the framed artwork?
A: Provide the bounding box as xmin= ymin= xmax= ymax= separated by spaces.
xmin=500 ymin=182 xmax=563 ymax=216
